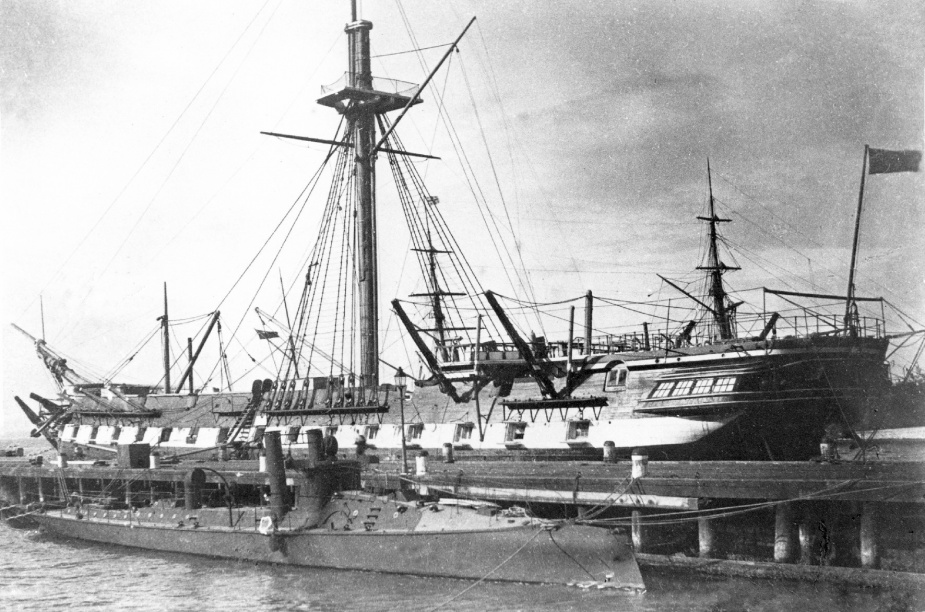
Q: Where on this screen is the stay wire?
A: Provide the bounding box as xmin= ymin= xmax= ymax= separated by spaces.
xmin=55 ymin=1 xmax=285 ymax=347
xmin=25 ymin=0 xmax=275 ymax=326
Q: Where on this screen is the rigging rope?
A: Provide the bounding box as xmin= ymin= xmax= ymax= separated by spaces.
xmin=56 ymin=1 xmax=286 ymax=348
xmin=30 ymin=0 xmax=276 ymax=334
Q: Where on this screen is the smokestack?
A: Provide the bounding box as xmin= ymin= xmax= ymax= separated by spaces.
xmin=263 ymin=430 xmax=290 ymax=520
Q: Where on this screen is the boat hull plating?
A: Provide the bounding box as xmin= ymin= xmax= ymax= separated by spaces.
xmin=34 ymin=512 xmax=642 ymax=587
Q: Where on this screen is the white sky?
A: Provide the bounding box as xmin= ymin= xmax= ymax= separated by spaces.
xmin=2 ymin=0 xmax=923 ymax=436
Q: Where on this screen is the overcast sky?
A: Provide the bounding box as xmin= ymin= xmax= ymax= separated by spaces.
xmin=2 ymin=0 xmax=923 ymax=436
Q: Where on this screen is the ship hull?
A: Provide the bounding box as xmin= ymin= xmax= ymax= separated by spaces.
xmin=33 ymin=512 xmax=642 ymax=587
xmin=34 ymin=336 xmax=898 ymax=461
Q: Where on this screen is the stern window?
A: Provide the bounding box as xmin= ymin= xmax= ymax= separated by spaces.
xmin=712 ymin=377 xmax=737 ymax=393
xmin=604 ymin=367 xmax=629 ymax=391
xmin=692 ymin=379 xmax=714 ymax=395
xmin=651 ymin=382 xmax=675 ymax=398
xmin=672 ymin=380 xmax=695 ymax=396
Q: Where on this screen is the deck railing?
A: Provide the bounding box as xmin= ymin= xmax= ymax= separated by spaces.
xmin=434 ymin=309 xmax=885 ymax=366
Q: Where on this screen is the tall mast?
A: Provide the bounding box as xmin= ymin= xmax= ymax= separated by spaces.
xmin=316 ymin=3 xmax=457 ymax=386
xmin=844 ymin=145 xmax=869 ymax=337
xmin=347 ymin=3 xmax=378 ymax=388
xmin=162 ymin=282 xmax=171 ymax=392
xmin=696 ymin=160 xmax=737 ymax=340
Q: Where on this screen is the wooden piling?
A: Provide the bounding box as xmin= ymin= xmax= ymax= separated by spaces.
xmin=17 ymin=476 xmax=26 ymax=504
xmin=860 ymin=502 xmax=879 ymax=569
xmin=632 ymin=510 xmax=646 ymax=552
xmin=774 ymin=503 xmax=796 ymax=563
xmin=698 ymin=516 xmax=716 ymax=558
xmin=799 ymin=509 xmax=820 ymax=565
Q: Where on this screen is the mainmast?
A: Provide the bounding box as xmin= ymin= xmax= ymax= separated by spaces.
xmin=347 ymin=11 xmax=379 ymax=388
xmin=315 ymin=4 xmax=468 ymax=388
xmin=696 ymin=160 xmax=738 ymax=340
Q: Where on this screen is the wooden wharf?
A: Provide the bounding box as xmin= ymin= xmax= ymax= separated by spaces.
xmin=3 ymin=453 xmax=924 ymax=581
xmin=365 ymin=458 xmax=925 ymax=507
xmin=364 ymin=456 xmax=925 ymax=577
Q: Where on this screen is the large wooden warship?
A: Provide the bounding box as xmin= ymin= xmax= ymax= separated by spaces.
xmin=11 ymin=2 xmax=923 ymax=465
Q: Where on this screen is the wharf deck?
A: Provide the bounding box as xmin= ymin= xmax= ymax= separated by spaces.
xmin=365 ymin=459 xmax=925 ymax=506
xmin=2 ymin=457 xmax=923 ymax=505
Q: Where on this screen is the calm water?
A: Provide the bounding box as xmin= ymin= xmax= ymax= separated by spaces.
xmin=1 ymin=438 xmax=921 ymax=611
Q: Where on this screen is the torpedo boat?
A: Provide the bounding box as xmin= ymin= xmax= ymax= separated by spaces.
xmin=30 ymin=430 xmax=643 ymax=588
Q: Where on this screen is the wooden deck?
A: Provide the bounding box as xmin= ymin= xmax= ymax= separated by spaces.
xmin=364 ymin=458 xmax=925 ymax=506
xmin=2 ymin=456 xmax=923 ymax=505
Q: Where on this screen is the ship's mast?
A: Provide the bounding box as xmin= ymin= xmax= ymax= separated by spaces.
xmin=161 ymin=282 xmax=171 ymax=392
xmin=316 ymin=5 xmax=470 ymax=387
xmin=696 ymin=160 xmax=737 ymax=340
xmin=347 ymin=2 xmax=378 ymax=388
xmin=844 ymin=145 xmax=869 ymax=337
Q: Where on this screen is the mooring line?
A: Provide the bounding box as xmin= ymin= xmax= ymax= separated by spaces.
xmin=425 ymin=528 xmax=543 ymax=611
xmin=547 ymin=529 xmax=597 ymax=580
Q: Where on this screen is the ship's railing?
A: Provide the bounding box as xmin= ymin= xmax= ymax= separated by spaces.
xmin=740 ymin=311 xmax=885 ymax=341
xmin=261 ymin=376 xmax=394 ymax=415
xmin=434 ymin=309 xmax=886 ymax=366
xmin=321 ymin=72 xmax=420 ymax=97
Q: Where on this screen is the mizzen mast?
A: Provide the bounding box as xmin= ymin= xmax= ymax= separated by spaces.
xmin=696 ymin=160 xmax=739 ymax=341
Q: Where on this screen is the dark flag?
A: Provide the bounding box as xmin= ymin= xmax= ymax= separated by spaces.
xmin=256 ymin=329 xmax=279 ymax=340
xmin=868 ymin=148 xmax=922 ymax=174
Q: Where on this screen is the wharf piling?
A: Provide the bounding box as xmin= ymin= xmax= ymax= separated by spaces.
xmin=774 ymin=502 xmax=796 ymax=563
xmin=698 ymin=515 xmax=716 ymax=559
xmin=1 ymin=452 xmax=922 ymax=583
xmin=860 ymin=502 xmax=880 ymax=569
xmin=363 ymin=457 xmax=925 ymax=576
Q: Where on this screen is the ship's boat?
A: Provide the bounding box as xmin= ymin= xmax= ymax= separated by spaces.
xmin=11 ymin=4 xmax=923 ymax=463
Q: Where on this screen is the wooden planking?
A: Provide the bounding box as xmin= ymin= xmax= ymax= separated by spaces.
xmin=371 ymin=459 xmax=925 ymax=504
xmin=417 ymin=483 xmax=699 ymax=509
xmin=3 ymin=458 xmax=923 ymax=504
